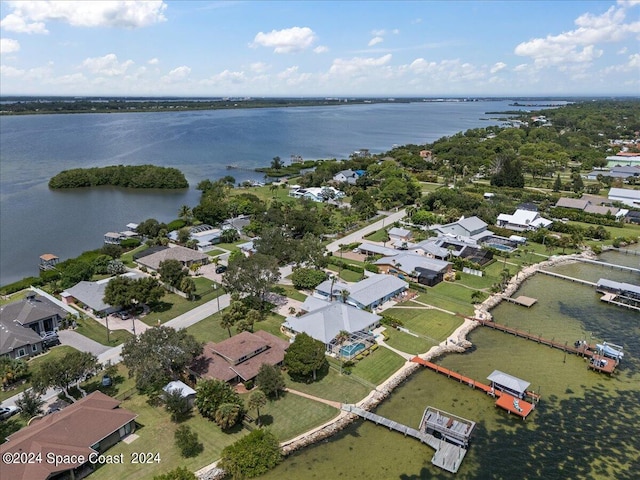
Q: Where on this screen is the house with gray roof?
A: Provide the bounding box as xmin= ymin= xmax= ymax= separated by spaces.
xmin=135 ymin=245 xmax=209 ymax=272
xmin=388 ymin=227 xmax=412 ymax=243
xmin=496 ymin=209 xmax=552 ymax=232
xmin=376 ymin=253 xmax=452 ymax=286
xmin=431 ymin=216 xmax=490 ymax=241
xmin=608 ymin=187 xmax=640 ymax=208
xmin=333 ymin=169 xmax=361 ymax=185
xmin=168 ymin=224 xmax=221 ymax=251
xmin=356 ymin=242 xmax=398 ymax=257
xmin=555 ymin=197 xmax=590 ymax=210
xmin=314 ymin=274 xmax=408 ymax=310
xmin=282 ymin=303 xmax=381 ymax=352
xmin=63 ymin=272 xmax=144 ymax=316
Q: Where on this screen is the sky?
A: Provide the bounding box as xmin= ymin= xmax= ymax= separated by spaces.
xmin=0 ymin=0 xmax=639 ymax=97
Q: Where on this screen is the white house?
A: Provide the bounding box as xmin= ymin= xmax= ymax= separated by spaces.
xmin=431 ymin=216 xmax=490 ymax=242
xmin=333 ymin=169 xmax=362 ymax=185
xmin=608 ymin=187 xmax=640 ymax=207
xmin=289 ymin=186 xmax=345 ymax=203
xmin=496 ymin=209 xmax=553 ymax=232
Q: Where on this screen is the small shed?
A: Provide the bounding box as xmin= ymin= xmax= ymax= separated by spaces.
xmin=163 ymin=380 xmax=196 ymax=408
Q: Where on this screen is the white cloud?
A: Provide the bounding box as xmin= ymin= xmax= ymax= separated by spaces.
xmin=250 ymin=62 xmax=269 ymax=73
xmin=368 ymin=36 xmax=384 ymax=47
xmin=515 ymin=6 xmax=640 ymax=66
xmin=251 ymin=26 xmax=317 ymax=53
xmin=313 ymin=45 xmax=328 ymax=53
xmin=81 ymin=54 xmax=134 ymax=76
xmin=161 ymin=65 xmax=191 ymax=83
xmin=0 ymin=38 xmax=20 ymax=54
xmin=1 ymin=1 xmax=167 ymax=31
xmin=148 ymin=58 xmax=159 ymax=65
xmin=329 ymin=54 xmax=392 ymax=76
xmin=490 ymin=62 xmax=507 ymax=74
xmin=0 ymin=13 xmax=48 ymax=34
xmin=0 ymin=64 xmax=24 ymax=77
xmin=371 ymin=29 xmax=386 ymax=36
xmin=514 ymin=63 xmax=530 ymax=72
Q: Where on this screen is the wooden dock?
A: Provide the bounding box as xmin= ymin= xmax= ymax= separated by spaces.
xmin=588 ymin=354 xmax=617 ymax=375
xmin=410 ymin=357 xmax=537 ymax=419
xmin=341 ymin=404 xmax=469 ymax=474
xmin=577 ymin=258 xmax=640 ymax=274
xmin=503 ymin=295 xmax=538 ymax=307
xmin=599 ymin=293 xmax=640 ymax=312
xmin=610 ymin=247 xmax=640 ymax=257
xmin=538 ymin=270 xmax=597 ymax=286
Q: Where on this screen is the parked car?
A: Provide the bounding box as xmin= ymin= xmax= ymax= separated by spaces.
xmin=101 ymin=375 xmax=113 ymax=387
xmin=215 ymin=265 xmax=227 ymax=274
xmin=40 ymin=331 xmax=60 ymax=347
xmin=0 ymin=406 xmax=21 ymax=420
xmin=118 ymin=311 xmax=130 ymax=320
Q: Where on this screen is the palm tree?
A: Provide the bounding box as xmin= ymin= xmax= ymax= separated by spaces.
xmin=471 ymin=290 xmax=484 ymax=304
xmin=178 ymin=205 xmax=192 ymax=224
xmin=179 ymin=277 xmax=196 ymax=300
xmin=214 ymin=403 xmax=241 ymax=430
xmin=339 ymin=289 xmax=350 ymax=304
xmin=247 ymin=390 xmax=267 ymax=426
xmin=220 ymin=312 xmax=235 ymax=337
xmin=335 ymin=330 xmax=350 ymax=374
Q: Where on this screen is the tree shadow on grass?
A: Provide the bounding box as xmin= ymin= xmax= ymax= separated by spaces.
xmin=150 ymin=301 xmax=173 ymax=313
xmin=258 ymin=414 xmax=274 ymax=427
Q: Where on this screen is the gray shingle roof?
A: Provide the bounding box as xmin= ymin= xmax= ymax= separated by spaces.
xmin=0 ymin=295 xmax=67 ymax=327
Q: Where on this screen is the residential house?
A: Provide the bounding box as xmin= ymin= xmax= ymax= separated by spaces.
xmin=0 ymin=320 xmax=44 ymax=359
xmin=388 ymin=227 xmax=413 ymax=243
xmin=431 ymin=216 xmax=490 ymax=242
xmin=282 ymin=302 xmax=381 ymax=353
xmin=333 ymin=169 xmax=361 ymax=185
xmin=163 ymin=380 xmax=197 ymax=408
xmin=168 ymin=224 xmax=221 ymax=251
xmin=314 ymin=274 xmax=408 ymax=310
xmin=134 ymin=245 xmax=209 ymax=272
xmin=555 ymin=196 xmax=624 ymax=218
xmin=608 ymin=187 xmax=640 ymax=208
xmin=555 ymin=198 xmax=590 ymax=210
xmin=415 ymin=238 xmax=494 ymax=266
xmin=190 ymin=330 xmax=289 ymax=384
xmin=586 ymin=165 xmax=640 ymax=181
xmin=419 ymin=150 xmax=433 ymax=161
xmin=289 ymin=186 xmax=345 ymax=203
xmin=356 ymin=242 xmax=398 ymax=257
xmin=496 ymin=209 xmax=553 ymax=232
xmin=238 ymin=239 xmax=257 ymax=256
xmin=0 ymin=391 xmax=137 ymax=480
xmin=62 ymin=272 xmax=145 ymax=316
xmin=0 ymin=292 xmax=67 ymax=337
xmin=376 ymin=253 xmax=452 ymax=286
xmin=625 ymin=210 xmax=640 ymax=224
xmin=221 ymin=215 xmax=251 ymax=234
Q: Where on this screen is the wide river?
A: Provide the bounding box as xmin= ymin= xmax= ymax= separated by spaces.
xmin=0 ymin=100 xmax=518 ymax=286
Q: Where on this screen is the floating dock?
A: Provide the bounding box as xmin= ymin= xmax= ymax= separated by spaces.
xmin=342 ymin=404 xmax=474 ymax=474
xmin=411 ymin=358 xmax=538 ymax=419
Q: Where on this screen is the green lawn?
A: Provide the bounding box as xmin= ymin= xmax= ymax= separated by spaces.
xmin=143 ymin=281 xmax=224 ymax=326
xmin=384 ymin=308 xmax=462 ymax=343
xmin=215 ymin=242 xmax=242 ymax=252
xmin=349 ymin=347 xmax=406 ymax=385
xmin=276 ymin=285 xmax=308 ymax=302
xmin=205 ymin=249 xmax=226 ymax=257
xmin=242 ymin=392 xmax=339 ymax=442
xmin=120 ymin=244 xmax=148 ymax=267
xmin=75 ymin=316 xmax=132 ymax=347
xmin=383 ymin=329 xmax=434 ymax=356
xmin=186 ymin=311 xmax=288 ymax=345
xmin=285 ymin=366 xmax=370 ymax=405
xmin=327 ymin=264 xmax=362 ymax=282
xmin=0 ymin=345 xmax=80 ymax=402
xmin=364 ymin=228 xmax=389 ymax=243
xmin=411 ymin=283 xmax=475 ymax=316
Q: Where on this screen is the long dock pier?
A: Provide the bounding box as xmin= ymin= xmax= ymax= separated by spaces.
xmin=342 ymin=404 xmax=471 ymax=474
xmin=410 ymin=358 xmax=537 ymax=419
xmin=610 ymin=247 xmax=640 ymax=257
xmin=538 ymin=270 xmax=597 ymax=286
xmin=475 ymin=318 xmax=594 ymax=357
xmin=576 ymin=258 xmax=640 ymax=274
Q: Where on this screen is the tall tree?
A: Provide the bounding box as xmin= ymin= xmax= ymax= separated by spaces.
xmin=219 ymin=429 xmax=282 ymax=479
xmin=284 ymin=333 xmax=328 ymax=381
xmin=159 ymin=259 xmax=188 ymax=288
xmin=195 ymin=379 xmax=244 ymax=422
xmin=270 ymin=156 xmax=283 ymax=170
xmin=247 ymin=390 xmax=267 ymax=425
xmin=222 ymin=253 xmax=281 ymax=303
xmin=334 ymin=330 xmax=350 ymax=374
xmin=32 ymin=351 xmax=98 ymax=402
xmin=215 ymin=402 xmax=242 ymax=430
xmin=16 ymin=389 xmax=44 ymax=419
xmin=121 ymin=326 xmax=202 ymax=394
xmin=255 ymin=363 xmax=285 ymax=399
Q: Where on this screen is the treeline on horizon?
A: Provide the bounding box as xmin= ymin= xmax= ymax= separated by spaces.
xmin=48 ymin=164 xmax=189 ymax=189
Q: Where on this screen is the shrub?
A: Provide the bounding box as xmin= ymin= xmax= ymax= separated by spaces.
xmin=174 ymin=425 xmax=203 ymax=458
xmin=291 ymin=268 xmax=327 ymax=289
xmin=219 ymin=429 xmax=282 ymax=478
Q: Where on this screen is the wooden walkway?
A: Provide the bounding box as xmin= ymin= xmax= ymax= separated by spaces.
xmin=576 ymin=258 xmax=640 ymax=273
xmin=599 ymin=294 xmax=640 ymax=312
xmin=342 ymin=404 xmax=467 ymax=474
xmin=475 ymin=318 xmax=595 ymax=357
xmin=410 ymin=357 xmax=537 ymax=419
xmin=538 ymin=270 xmax=597 ymax=286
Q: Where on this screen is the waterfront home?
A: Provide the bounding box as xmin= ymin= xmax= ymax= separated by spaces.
xmin=496 ymin=209 xmax=553 ymax=232
xmin=314 ymin=274 xmax=408 ymax=310
xmin=62 ymin=272 xmax=145 ymax=316
xmin=608 ymin=187 xmax=640 ymax=208
xmin=134 ymin=245 xmax=209 ymax=272
xmin=189 ymin=330 xmax=289 ymax=384
xmin=221 ymin=214 xmax=251 ymax=234
xmin=332 ymin=169 xmax=362 ymax=185
xmin=0 ymin=391 xmax=137 ymax=480
xmin=168 ymin=224 xmax=221 ymax=251
xmin=356 ymin=242 xmax=398 ymax=257
xmin=414 ymin=237 xmax=494 ymax=266
xmin=376 ymin=253 xmax=452 ymax=286
xmin=282 ymin=302 xmax=380 ymax=354
xmin=430 ymin=216 xmax=490 ymax=242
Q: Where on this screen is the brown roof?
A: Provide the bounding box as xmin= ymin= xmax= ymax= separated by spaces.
xmin=0 ymin=391 xmax=137 ymax=480
xmin=584 ymin=204 xmax=619 ymax=216
xmin=39 ymin=254 xmax=58 ymax=261
xmin=555 ymin=198 xmax=590 ymax=210
xmin=190 ymin=330 xmax=289 ymax=383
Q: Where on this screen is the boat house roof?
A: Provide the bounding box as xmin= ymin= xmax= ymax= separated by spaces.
xmin=487 ymin=370 xmax=530 ymax=395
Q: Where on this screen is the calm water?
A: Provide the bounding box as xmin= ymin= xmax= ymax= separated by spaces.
xmin=263 ymin=251 xmax=639 ymax=479
xmin=0 ymin=101 xmax=514 ymax=285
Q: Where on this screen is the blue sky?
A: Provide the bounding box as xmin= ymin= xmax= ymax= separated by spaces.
xmin=1 ymin=0 xmax=639 ymax=96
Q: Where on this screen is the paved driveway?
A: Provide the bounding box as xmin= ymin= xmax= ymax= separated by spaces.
xmin=57 ymin=330 xmax=111 ymax=357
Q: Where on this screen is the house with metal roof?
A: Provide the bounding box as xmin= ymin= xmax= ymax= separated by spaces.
xmin=314 ymin=274 xmax=408 ymax=310
xmin=388 ymin=227 xmax=413 ymax=243
xmin=0 ymin=391 xmax=137 ymax=480
xmin=282 ymin=302 xmax=381 ymax=351
xmin=608 ymin=187 xmax=640 ymax=207
xmin=333 ymin=169 xmax=362 ymax=185
xmin=431 ymin=216 xmax=490 ymax=241
xmin=496 ymin=209 xmax=553 ymax=232
xmin=356 ymin=242 xmax=398 ymax=257
xmin=168 ymin=224 xmax=221 ymax=251
xmin=376 ymin=253 xmax=452 ymax=286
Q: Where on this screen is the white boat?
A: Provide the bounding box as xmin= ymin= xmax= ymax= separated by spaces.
xmin=596 ymin=342 xmax=624 ymax=360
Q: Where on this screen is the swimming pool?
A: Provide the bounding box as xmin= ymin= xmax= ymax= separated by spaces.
xmin=340 ymin=342 xmax=366 ymax=358
xmin=486 ymin=243 xmax=515 ymax=252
